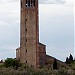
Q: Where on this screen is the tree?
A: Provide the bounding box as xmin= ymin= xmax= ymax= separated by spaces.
xmin=66 ymin=54 xmax=73 ymax=64
xmin=53 ymin=58 xmax=57 ymax=70
xmin=4 ymin=58 xmax=20 ymax=69
xmin=66 ymin=57 xmax=69 ymax=64
xmin=69 ymin=54 xmax=73 ymax=61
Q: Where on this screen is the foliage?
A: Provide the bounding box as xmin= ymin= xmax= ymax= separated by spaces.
xmin=0 ymin=66 xmax=75 ymax=75
xmin=3 ymin=58 xmax=21 ymax=69
xmin=66 ymin=57 xmax=69 ymax=63
xmin=66 ymin=54 xmax=73 ymax=64
xmin=0 ymin=56 xmax=75 ymax=75
xmin=69 ymin=54 xmax=73 ymax=60
xmin=53 ymin=58 xmax=57 ymax=70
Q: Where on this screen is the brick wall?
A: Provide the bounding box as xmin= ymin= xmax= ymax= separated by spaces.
xmin=38 ymin=43 xmax=46 ymax=66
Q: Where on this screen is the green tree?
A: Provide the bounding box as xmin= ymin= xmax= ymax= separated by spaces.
xmin=66 ymin=57 xmax=69 ymax=64
xmin=66 ymin=54 xmax=73 ymax=64
xmin=69 ymin=54 xmax=73 ymax=62
xmin=4 ymin=58 xmax=20 ymax=69
xmin=53 ymin=58 xmax=57 ymax=70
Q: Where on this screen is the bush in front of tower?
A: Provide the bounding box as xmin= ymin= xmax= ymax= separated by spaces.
xmin=3 ymin=58 xmax=21 ymax=69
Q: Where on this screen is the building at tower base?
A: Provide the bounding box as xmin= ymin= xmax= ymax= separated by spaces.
xmin=16 ymin=0 xmax=47 ymax=68
xmin=16 ymin=0 xmax=66 ymax=68
xmin=16 ymin=42 xmax=46 ymax=67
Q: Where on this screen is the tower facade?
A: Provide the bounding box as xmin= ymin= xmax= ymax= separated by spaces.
xmin=20 ymin=0 xmax=39 ymax=67
xmin=16 ymin=0 xmax=46 ymax=68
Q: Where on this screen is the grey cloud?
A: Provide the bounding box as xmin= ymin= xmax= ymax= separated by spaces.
xmin=39 ymin=0 xmax=66 ymax=4
xmin=0 ymin=0 xmax=65 ymax=4
xmin=0 ymin=0 xmax=19 ymax=3
xmin=0 ymin=49 xmax=16 ymax=60
xmin=0 ymin=0 xmax=73 ymax=61
xmin=7 ymin=0 xmax=19 ymax=3
xmin=39 ymin=4 xmax=74 ymax=61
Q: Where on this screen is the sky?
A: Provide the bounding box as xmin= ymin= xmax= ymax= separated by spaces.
xmin=0 ymin=0 xmax=74 ymax=61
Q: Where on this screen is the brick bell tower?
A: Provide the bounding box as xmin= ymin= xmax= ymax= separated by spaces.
xmin=16 ymin=0 xmax=46 ymax=68
xmin=20 ymin=0 xmax=39 ymax=67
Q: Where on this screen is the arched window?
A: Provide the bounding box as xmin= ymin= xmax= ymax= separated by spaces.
xmin=26 ymin=0 xmax=30 ymax=7
xmin=26 ymin=0 xmax=35 ymax=7
xmin=31 ymin=0 xmax=35 ymax=7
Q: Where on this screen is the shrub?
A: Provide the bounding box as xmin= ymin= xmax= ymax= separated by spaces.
xmin=3 ymin=58 xmax=21 ymax=69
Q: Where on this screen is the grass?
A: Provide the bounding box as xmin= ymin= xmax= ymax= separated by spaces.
xmin=0 ymin=65 xmax=75 ymax=75
xmin=0 ymin=60 xmax=75 ymax=75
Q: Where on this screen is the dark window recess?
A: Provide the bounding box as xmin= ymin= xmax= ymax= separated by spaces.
xmin=26 ymin=0 xmax=27 ymax=7
xmin=26 ymin=61 xmax=27 ymax=63
xmin=31 ymin=0 xmax=35 ymax=7
xmin=26 ymin=50 xmax=27 ymax=52
xmin=21 ymin=1 xmax=22 ymax=8
xmin=26 ymin=29 xmax=27 ymax=31
xmin=26 ymin=39 xmax=27 ymax=42
xmin=26 ymin=19 xmax=27 ymax=21
xmin=25 ymin=19 xmax=27 ymax=23
xmin=26 ymin=0 xmax=30 ymax=7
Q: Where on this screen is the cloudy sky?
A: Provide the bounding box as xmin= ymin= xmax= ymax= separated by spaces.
xmin=0 ymin=0 xmax=74 ymax=61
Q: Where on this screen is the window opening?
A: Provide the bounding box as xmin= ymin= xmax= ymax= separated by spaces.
xmin=26 ymin=39 xmax=27 ymax=42
xmin=26 ymin=50 xmax=27 ymax=52
xmin=26 ymin=0 xmax=30 ymax=7
xmin=31 ymin=0 xmax=35 ymax=7
xmin=25 ymin=19 xmax=27 ymax=24
xmin=26 ymin=19 xmax=27 ymax=21
xmin=26 ymin=61 xmax=27 ymax=63
xmin=21 ymin=1 xmax=22 ymax=8
xmin=26 ymin=29 xmax=27 ymax=31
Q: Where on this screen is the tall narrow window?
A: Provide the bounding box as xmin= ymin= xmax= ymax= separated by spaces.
xmin=26 ymin=19 xmax=27 ymax=21
xmin=26 ymin=61 xmax=27 ymax=63
xmin=26 ymin=0 xmax=30 ymax=7
xmin=26 ymin=50 xmax=27 ymax=52
xmin=26 ymin=39 xmax=27 ymax=42
xmin=26 ymin=29 xmax=27 ymax=32
xmin=26 ymin=0 xmax=27 ymax=6
xmin=21 ymin=1 xmax=22 ymax=8
xmin=31 ymin=0 xmax=35 ymax=7
xmin=25 ymin=19 xmax=27 ymax=23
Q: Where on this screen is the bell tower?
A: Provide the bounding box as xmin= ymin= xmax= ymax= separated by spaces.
xmin=20 ymin=0 xmax=39 ymax=67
